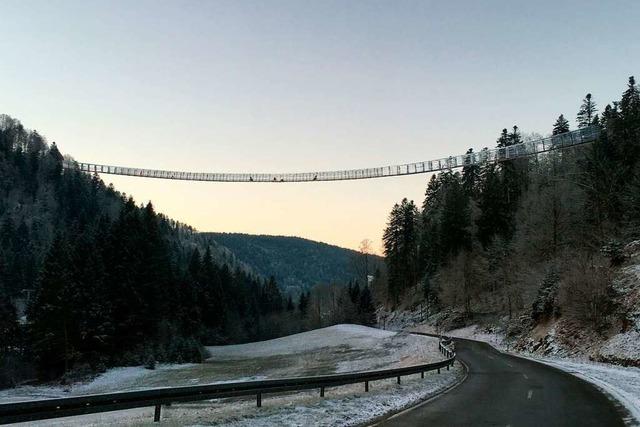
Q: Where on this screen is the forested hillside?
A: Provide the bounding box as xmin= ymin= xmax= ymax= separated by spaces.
xmin=0 ymin=114 xmax=380 ymax=388
xmin=382 ymin=77 xmax=640 ymax=363
xmin=0 ymin=116 xmax=305 ymax=387
xmin=207 ymin=233 xmax=379 ymax=295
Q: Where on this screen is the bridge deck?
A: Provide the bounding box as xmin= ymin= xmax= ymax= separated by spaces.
xmin=63 ymin=127 xmax=599 ymax=183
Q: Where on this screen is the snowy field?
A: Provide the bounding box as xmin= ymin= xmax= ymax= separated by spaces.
xmin=1 ymin=324 xmax=463 ymax=426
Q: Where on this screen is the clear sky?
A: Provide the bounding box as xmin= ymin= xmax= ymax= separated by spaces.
xmin=1 ymin=1 xmax=639 ymax=251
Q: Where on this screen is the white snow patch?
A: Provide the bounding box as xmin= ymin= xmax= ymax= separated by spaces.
xmin=2 ymin=325 xmax=458 ymax=426
xmin=0 ymin=363 xmax=195 ymax=403
xmin=206 ymin=324 xmax=395 ymax=359
xmin=10 ymin=365 xmax=463 ymax=427
xmin=599 ymin=330 xmax=640 ymax=363
xmin=435 ymin=324 xmax=507 ymax=350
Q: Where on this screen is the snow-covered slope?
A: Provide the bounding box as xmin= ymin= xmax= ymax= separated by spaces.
xmin=3 ymin=325 xmax=464 ymax=427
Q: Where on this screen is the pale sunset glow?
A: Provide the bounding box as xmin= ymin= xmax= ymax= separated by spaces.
xmin=2 ymin=0 xmax=638 ymax=250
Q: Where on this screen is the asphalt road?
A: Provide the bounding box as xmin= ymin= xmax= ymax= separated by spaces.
xmin=378 ymin=338 xmax=626 ymax=427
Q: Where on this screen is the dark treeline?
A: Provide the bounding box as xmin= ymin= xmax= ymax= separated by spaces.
xmin=383 ymin=77 xmax=640 ymax=334
xmin=0 ymin=115 xmax=373 ymax=387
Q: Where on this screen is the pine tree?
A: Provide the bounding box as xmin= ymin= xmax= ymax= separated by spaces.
xmin=496 ymin=128 xmax=510 ymax=147
xmin=358 ymin=286 xmax=376 ymax=326
xmin=619 ymin=76 xmax=640 ymax=165
xmin=28 ymin=236 xmax=76 ymax=378
xmin=298 ymin=292 xmax=309 ymax=316
xmin=476 ymin=162 xmax=511 ymax=247
xmin=508 ymin=126 xmax=522 ymax=145
xmin=0 ymin=294 xmax=18 ymax=353
xmin=439 ymin=172 xmax=471 ymax=258
xmin=383 ymin=203 xmax=403 ymax=302
xmin=462 ymin=148 xmax=480 ymax=195
xmin=620 ymin=76 xmax=640 ymax=123
xmin=577 ymin=93 xmax=598 ymax=128
xmin=348 ymin=280 xmax=361 ymax=304
xmin=552 ymin=115 xmax=570 ymax=135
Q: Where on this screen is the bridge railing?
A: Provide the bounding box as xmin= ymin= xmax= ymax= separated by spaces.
xmin=0 ymin=339 xmax=456 ymax=425
xmin=62 ymin=127 xmax=600 ymax=183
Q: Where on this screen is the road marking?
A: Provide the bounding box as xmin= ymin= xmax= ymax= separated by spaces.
xmin=378 ymin=359 xmax=470 ymax=424
xmin=523 ymin=374 xmax=529 ymax=380
xmin=487 ymin=355 xmax=495 ymax=360
xmin=527 ymin=389 xmax=533 ymax=399
xmin=506 ymin=362 xmax=513 ymax=368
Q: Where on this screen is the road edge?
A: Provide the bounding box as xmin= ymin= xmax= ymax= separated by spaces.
xmin=366 ymin=358 xmax=469 ymax=427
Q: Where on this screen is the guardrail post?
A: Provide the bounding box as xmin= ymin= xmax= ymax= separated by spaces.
xmin=447 ymin=363 xmax=450 ymax=371
xmin=437 ymin=368 xmax=440 ymax=374
xmin=154 ymin=404 xmax=161 ymax=422
xmin=320 ymin=387 xmax=325 ymax=397
xmin=257 ymin=392 xmax=262 ymax=408
xmin=421 ymin=371 xmax=424 ymax=379
xmin=365 ymin=381 xmax=369 ymax=392
xmin=397 ymin=376 xmax=401 ymax=385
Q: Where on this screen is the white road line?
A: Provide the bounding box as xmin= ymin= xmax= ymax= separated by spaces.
xmin=527 ymin=389 xmax=533 ymax=399
xmin=487 ymin=355 xmax=495 ymax=360
xmin=506 ymin=362 xmax=514 ymax=368
xmin=523 ymin=374 xmax=529 ymax=380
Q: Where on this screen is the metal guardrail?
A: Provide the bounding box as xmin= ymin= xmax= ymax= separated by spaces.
xmin=0 ymin=339 xmax=455 ymax=425
xmin=62 ymin=127 xmax=599 ymax=183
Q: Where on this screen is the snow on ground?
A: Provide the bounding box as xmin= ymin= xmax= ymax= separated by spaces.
xmin=6 ymin=364 xmax=464 ymax=427
xmin=0 ymin=363 xmax=197 ymax=403
xmin=599 ymin=330 xmax=640 ymax=364
xmin=3 ymin=325 xmax=463 ymax=426
xmin=206 ymin=324 xmax=395 ymax=358
xmin=442 ymin=325 xmax=506 ymax=350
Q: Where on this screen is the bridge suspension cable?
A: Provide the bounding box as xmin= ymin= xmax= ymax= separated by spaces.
xmin=63 ymin=127 xmax=599 ymax=183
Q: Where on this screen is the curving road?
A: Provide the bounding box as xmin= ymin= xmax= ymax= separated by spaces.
xmin=378 ymin=338 xmax=626 ymax=427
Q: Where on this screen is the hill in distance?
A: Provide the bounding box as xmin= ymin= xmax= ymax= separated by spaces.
xmin=206 ymin=232 xmax=381 ymax=295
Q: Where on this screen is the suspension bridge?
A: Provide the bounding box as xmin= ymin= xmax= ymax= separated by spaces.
xmin=62 ymin=127 xmax=599 ymax=183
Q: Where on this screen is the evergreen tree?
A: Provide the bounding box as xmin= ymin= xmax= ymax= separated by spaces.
xmin=508 ymin=125 xmax=522 ymax=145
xmin=357 ymin=286 xmax=376 ymax=326
xmin=28 ymin=237 xmax=76 ymax=378
xmin=462 ymin=148 xmax=480 ymax=195
xmin=618 ymin=76 xmax=640 ymax=165
xmin=439 ymin=172 xmax=471 ymax=258
xmin=476 ymin=163 xmax=508 ymax=246
xmin=0 ymin=294 xmax=18 ymax=353
xmin=577 ymin=93 xmax=598 ymax=128
xmin=348 ymin=280 xmax=361 ymax=304
xmin=383 ymin=199 xmax=419 ymax=303
xmin=620 ymin=76 xmax=640 ymax=123
xmin=298 ymin=292 xmax=309 ymax=316
xmin=496 ymin=128 xmax=510 ymax=147
xmin=552 ymin=115 xmax=570 ymax=135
